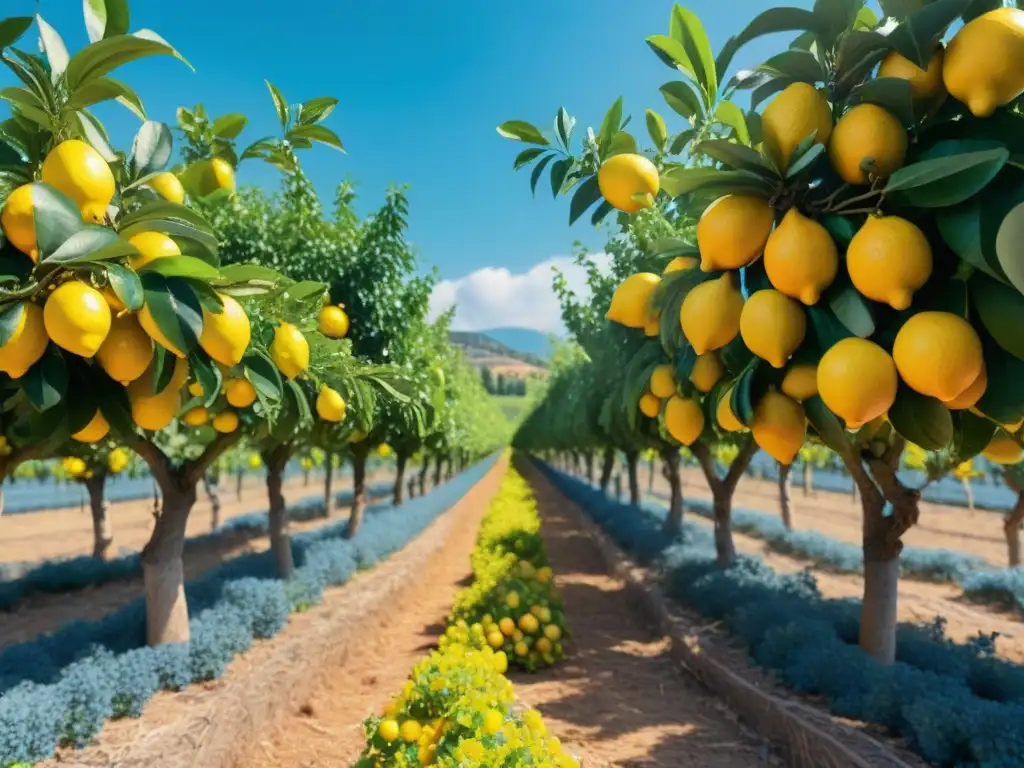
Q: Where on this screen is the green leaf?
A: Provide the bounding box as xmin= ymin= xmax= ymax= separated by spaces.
xmin=0 ymin=302 xmax=25 ymax=347
xmin=786 ymin=143 xmax=825 ymax=178
xmin=555 ymin=106 xmax=574 ymax=149
xmin=39 ymin=224 xmax=131 ymax=266
xmin=669 ymin=5 xmax=718 ymax=102
xmin=645 ymin=109 xmax=667 ymax=151
xmin=568 ymin=175 xmax=602 ymax=225
xmin=970 ymin=272 xmax=1024 ymax=361
xmin=730 ymin=364 xmax=758 ymax=427
xmin=713 ymin=100 xmax=751 ymax=145
xmin=513 ymin=147 xmax=545 ymax=170
xmin=140 ymin=255 xmax=221 ymax=280
xmin=597 ymin=97 xmax=624 ymax=150
xmin=84 ymin=0 xmax=130 ymax=42
xmin=993 ymin=197 xmax=1024 ymax=297
xmin=211 ymin=113 xmax=247 ymax=140
xmin=217 ymin=263 xmax=286 ymax=285
xmin=828 ymin=284 xmax=875 ymax=338
xmin=36 ymin=15 xmax=69 ymax=84
xmin=128 ymin=120 xmax=172 ymax=176
xmin=651 ymin=237 xmax=699 ymax=259
xmin=244 ymin=350 xmax=283 ymax=402
xmin=22 ymin=345 xmax=67 ymax=412
xmin=102 ymin=262 xmax=143 ymax=311
xmin=888 ymin=385 xmax=953 ymax=450
xmin=660 ymin=166 xmax=774 ymax=198
xmin=886 ymin=0 xmax=972 ymax=69
xmin=119 ymin=218 xmax=219 ymax=256
xmin=952 ymin=410 xmax=997 ymax=462
xmin=188 ymin=349 xmax=221 ymax=406
xmin=804 ymin=394 xmax=851 ymax=449
xmin=668 ymin=129 xmax=696 ymax=155
xmin=140 ymin=273 xmax=203 ymax=356
xmin=813 ymin=0 xmax=862 ymax=45
xmin=76 ymin=109 xmax=116 ymax=162
xmin=807 ymin=304 xmax=855 ymax=351
xmin=759 ymin=49 xmax=826 ymax=84
xmin=93 ymin=370 xmax=134 ymax=435
xmin=496 ymin=120 xmax=549 ymax=145
xmin=117 ymin=199 xmax=214 ymax=234
xmin=694 ymin=139 xmax=774 ymax=175
xmin=68 ymin=76 xmax=145 ymax=120
xmin=751 ymin=76 xmax=795 ymax=110
xmin=659 ymin=81 xmax=702 ymax=120
xmin=0 ymin=87 xmax=51 ymax=130
xmin=646 ymin=35 xmax=698 ymax=80
xmin=590 ymin=199 xmax=614 ymax=226
xmin=939 ymin=196 xmax=1005 ymax=281
xmin=975 ymin=343 xmax=1024 ymax=426
xmin=151 ymin=345 xmax=173 ymax=394
xmin=724 ymin=8 xmax=820 ymax=72
xmin=884 ymin=147 xmax=1009 ymax=207
xmin=32 ymin=183 xmax=85 ymax=258
xmin=720 ymin=333 xmax=755 ymax=375
xmin=549 ymin=157 xmax=571 ymax=198
xmin=852 ymin=77 xmax=915 ymax=128
xmin=297 ymin=96 xmax=338 ymax=126
xmin=835 ymin=30 xmax=892 ymax=89
xmin=64 ymin=32 xmax=190 ymax=91
xmin=529 ymin=154 xmax=554 ymax=195
xmin=287 ymin=124 xmax=345 ymax=152
xmin=265 ymin=79 xmax=289 ymax=130
xmin=879 ymin=0 xmax=926 ymax=20
xmin=0 ymin=17 xmax=33 ymax=50
xmin=605 ymin=131 xmax=637 ymax=158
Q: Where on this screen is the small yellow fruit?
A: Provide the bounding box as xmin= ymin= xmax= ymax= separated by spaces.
xmin=752 ymin=391 xmax=806 ymax=464
xmin=514 ymin=641 xmax=529 ymax=657
xmin=96 ymin=314 xmax=152 ymax=384
xmin=505 ymin=591 xmax=520 ymax=609
xmin=487 ymin=632 xmax=504 ymax=649
xmin=828 ymin=104 xmax=907 ymax=185
xmin=942 ymin=8 xmax=1024 ymax=118
xmin=597 ymin=153 xmax=659 ymax=212
xmin=400 ymin=720 xmax=421 ymax=743
xmin=182 ymin=406 xmax=209 ymax=426
xmin=649 ymin=364 xmax=676 ymax=399
xmin=817 ymin=338 xmax=898 ymax=428
xmin=717 ymin=387 xmax=746 ymax=432
xmin=696 ymin=195 xmax=775 ymax=272
xmin=128 ymin=231 xmax=181 ymax=271
xmin=518 ymin=613 xmax=540 ymax=634
xmin=537 ymin=566 xmax=553 ymax=584
xmin=44 ymin=281 xmax=111 ymax=358
xmin=680 ymin=273 xmax=744 ymax=355
xmin=606 ymin=273 xmax=660 ymax=328
xmin=137 ymin=303 xmax=185 ymax=358
xmin=270 ymin=322 xmax=309 ymax=379
xmin=199 ymin=294 xmax=251 ymax=367
xmin=762 ymin=82 xmax=833 ymax=171
xmin=983 ymin=432 xmax=1024 ymax=465
xmin=483 ymin=710 xmax=504 ymax=736
xmin=643 ymin=310 xmax=661 ymax=337
xmin=664 ymin=395 xmax=704 ymax=446
xmin=638 ymin=392 xmax=662 ymax=418
xmin=847 ymin=216 xmax=932 ymax=310
xmin=318 ymin=305 xmax=350 ymax=339
xmin=543 ymin=624 xmax=562 ymax=641
xmin=892 ymin=312 xmax=983 ymax=402
xmin=379 ymin=719 xmax=400 ymax=743
xmin=943 ymin=364 xmax=987 ymax=410
xmin=879 ymin=47 xmax=946 ymax=104
xmin=188 ymin=381 xmax=204 ymax=397
xmin=148 ymin=172 xmax=185 ymax=204
xmin=536 ymin=637 xmax=553 ymax=654
xmin=40 ymin=139 xmax=114 ymax=223
xmin=498 ymin=617 xmax=515 ymax=636
xmin=1 ymin=184 xmax=38 ymax=261
xmin=763 ymin=208 xmax=838 ymax=306
xmin=781 ymin=363 xmax=818 ymax=402
xmin=128 ymin=358 xmax=187 ymax=431
xmin=689 ymin=353 xmax=724 ymax=393
xmin=212 ymin=410 xmax=239 ymax=433
xmin=183 ymin=157 xmax=236 ymax=197
xmin=220 ymin=380 xmax=254 ymax=411
xmin=316 ymin=386 xmax=347 ymax=421
xmin=664 ymin=256 xmax=699 ymax=274
xmin=740 ymin=289 xmax=806 ymax=369
xmin=0 ymin=303 xmax=49 ymax=378
xmin=72 ymin=410 xmax=110 ymax=443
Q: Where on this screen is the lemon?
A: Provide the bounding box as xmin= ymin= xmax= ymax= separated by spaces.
xmin=498 ymin=617 xmax=515 ymax=636
xmin=664 ymin=395 xmax=704 ymax=446
xmin=536 ymin=637 xmax=553 ymax=654
xmin=943 ymin=364 xmax=987 ymax=410
xmin=696 ymin=195 xmax=775 ymax=272
xmin=1 ymin=184 xmax=38 ymax=261
xmin=543 ymin=624 xmax=561 ymax=641
xmin=379 ymin=719 xmax=400 ymax=743
xmin=505 ymin=591 xmax=520 ymax=609
xmin=739 ymin=289 xmax=806 ymax=369
xmin=752 ymin=391 xmax=806 ymax=464
xmin=638 ymin=392 xmax=661 ymax=418
xmin=817 ymin=338 xmax=898 ymax=428
xmin=148 ymin=172 xmax=185 ymax=204
xmin=518 ymin=613 xmax=540 ymax=634
xmin=188 ymin=381 xmax=204 ymax=397
xmin=644 ymin=310 xmax=661 ymax=337
xmin=514 ymin=641 xmax=529 ymax=657
xmin=0 ymin=303 xmax=48 ymax=378
xmin=212 ymin=410 xmax=239 ymax=433
xmin=943 ymin=8 xmax=1024 ymax=118
xmin=40 ymin=140 xmax=114 ymax=223
xmin=762 ymin=83 xmax=833 ymax=171
xmin=847 ymin=216 xmax=932 ymax=310
xmin=483 ymin=710 xmax=504 ymax=736
xmin=72 ymin=410 xmax=110 ymax=443
xmin=689 ymin=353 xmax=724 ymax=393
xmin=95 ymin=314 xmax=153 ymax=384
xmin=983 ymin=432 xmax=1024 ymax=465
xmin=879 ymin=47 xmax=946 ymax=104
xmin=137 ymin=303 xmax=186 ymax=358
xmin=318 ymin=304 xmax=350 ymax=339
xmin=182 ymin=406 xmax=209 ymax=426
xmin=892 ymin=311 xmax=983 ymax=402
xmin=649 ymin=364 xmax=676 ymax=398
xmin=781 ymin=363 xmax=818 ymax=402
xmin=606 ymin=273 xmax=660 ymax=328
xmin=828 ymin=104 xmax=907 ymax=185
xmin=225 ymin=377 xmax=257 ymax=408
xmin=44 ymin=281 xmax=111 ymax=358
xmin=128 ymin=358 xmax=187 ymax=431
xmin=537 ymin=566 xmax=553 ymax=584
xmin=316 ymin=385 xmax=347 ymax=421
xmin=487 ymin=631 xmax=504 ymax=649
xmin=680 ymin=272 xmax=744 ymax=355
xmin=664 ymin=256 xmax=698 ymax=274
xmin=128 ymin=231 xmax=180 ymax=271
xmin=763 ymin=208 xmax=838 ymax=306
xmin=400 ymin=721 xmax=421 ymax=743
xmin=597 ymin=153 xmax=659 ymax=212
xmin=199 ymin=294 xmax=251 ymax=366
xmin=270 ymin=322 xmax=309 ymax=379
xmin=182 ymin=157 xmax=236 ymax=197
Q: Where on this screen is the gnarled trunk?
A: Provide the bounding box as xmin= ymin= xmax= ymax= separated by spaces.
xmin=323 ymin=451 xmax=335 ymax=518
xmin=712 ymin=492 xmax=736 ymax=567
xmin=346 ymin=447 xmax=369 ymax=538
xmin=1004 ymin=489 xmax=1024 ymax=567
xmin=203 ymin=472 xmax=221 ymax=530
xmin=625 ymin=451 xmax=640 ymax=505
xmin=778 ymin=461 xmax=793 ymax=530
xmin=265 ymin=447 xmax=294 ymax=579
xmin=394 ymin=452 xmax=408 ymax=506
xmin=142 ymin=483 xmax=196 ymax=646
xmin=692 ymin=438 xmax=756 ymax=569
xmin=85 ymin=473 xmax=113 ymax=560
xmin=599 ymin=447 xmax=614 ymax=495
xmin=408 ymin=475 xmax=417 ymax=500
xmin=660 ymin=449 xmax=684 ymax=536
xmin=418 ymin=458 xmax=429 ymax=496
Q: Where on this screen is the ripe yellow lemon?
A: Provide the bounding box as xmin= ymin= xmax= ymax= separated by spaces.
xmin=400 ymin=720 xmax=421 ymax=743
xmin=828 ymin=104 xmax=907 ymax=185
xmin=128 ymin=358 xmax=187 ymax=431
xmin=943 ymin=364 xmax=987 ymax=410
xmin=483 ymin=710 xmax=504 ymax=736
xmin=44 ymin=281 xmax=111 ymax=358
xmin=763 ymin=208 xmax=838 ymax=306
xmin=644 ymin=311 xmax=661 ymax=337
xmin=182 ymin=406 xmax=209 ymax=426
xmin=182 ymin=157 xmax=236 ymax=197
xmin=0 ymin=303 xmax=48 ymax=378
xmin=983 ymin=432 xmax=1024 ymax=465
xmin=128 ymin=231 xmax=180 ymax=271
xmin=847 ymin=216 xmax=932 ymax=310
xmin=316 ymin=386 xmax=347 ymax=421
xmin=597 ymin=153 xmax=659 ymax=213
xmin=664 ymin=395 xmax=704 ymax=446
xmin=606 ymin=273 xmax=660 ymax=328
xmin=72 ymin=410 xmax=110 ymax=443
xmin=1 ymin=184 xmax=38 ymax=261
xmin=498 ymin=617 xmax=515 ymax=636
xmin=225 ymin=377 xmax=257 ymax=408
xmin=879 ymin=47 xmax=946 ymax=104
xmin=212 ymin=410 xmax=239 ymax=433
xmin=649 ymin=364 xmax=676 ymax=399
xmin=696 ymin=195 xmax=775 ymax=272
xmin=379 ymin=720 xmax=400 ymax=743
xmin=762 ymin=83 xmax=833 ymax=171
xmin=680 ymin=272 xmax=743 ymax=355
xmin=752 ymin=391 xmax=806 ymax=464
xmin=689 ymin=353 xmax=724 ymax=393
xmin=199 ymin=294 xmax=251 ymax=366
xmin=40 ymin=140 xmax=114 ymax=223
xmin=543 ymin=624 xmax=561 ymax=641
xmin=638 ymin=392 xmax=662 ymax=418
xmin=138 ymin=303 xmax=186 ymax=358
xmin=664 ymin=256 xmax=698 ymax=274
xmin=892 ymin=311 xmax=983 ymax=401
xmin=817 ymin=338 xmax=897 ymax=428
xmin=270 ymin=322 xmax=309 ymax=379
xmin=188 ymin=381 xmax=204 ymax=397
xmin=318 ymin=305 xmax=350 ymax=339
xmin=943 ymin=8 xmax=1024 ymax=118
xmin=739 ymin=289 xmax=806 ymax=369
xmin=518 ymin=613 xmax=540 ymax=634
xmin=95 ymin=314 xmax=153 ymax=384
xmin=148 ymin=172 xmax=185 ymax=204
xmin=781 ymin=363 xmax=818 ymax=402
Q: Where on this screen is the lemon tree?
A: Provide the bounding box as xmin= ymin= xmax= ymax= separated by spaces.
xmin=57 ymin=443 xmax=132 ymax=559
xmin=502 ymin=1 xmax=1024 ymax=663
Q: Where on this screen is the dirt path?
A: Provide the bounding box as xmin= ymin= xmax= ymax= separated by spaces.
xmin=517 ymin=462 xmax=777 ymax=768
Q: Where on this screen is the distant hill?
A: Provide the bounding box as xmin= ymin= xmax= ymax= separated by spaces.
xmin=450 ymin=329 xmax=549 ymax=379
xmin=476 ymin=328 xmax=554 ymax=360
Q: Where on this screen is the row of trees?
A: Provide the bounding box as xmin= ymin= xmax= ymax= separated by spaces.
xmin=480 ymin=366 xmax=528 ymax=396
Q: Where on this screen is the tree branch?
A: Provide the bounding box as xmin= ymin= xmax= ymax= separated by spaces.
xmin=690 ymin=441 xmax=723 ymax=495
xmin=723 ymin=435 xmax=757 ymax=493
xmin=186 ymin=432 xmax=240 ymax=487
xmin=122 ymin=433 xmax=174 ymax=492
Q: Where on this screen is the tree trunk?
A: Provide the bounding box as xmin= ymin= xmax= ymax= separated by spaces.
xmin=599 ymin=447 xmax=614 ymax=495
xmin=1004 ymin=492 xmax=1024 ymax=567
xmin=393 ymin=453 xmax=408 ymax=506
xmin=712 ymin=490 xmax=736 ymax=568
xmin=346 ymin=448 xmax=368 ymax=538
xmin=692 ymin=438 xmax=757 ymax=569
xmin=418 ymin=459 xmax=429 ymax=496
xmin=408 ymin=475 xmax=417 ymax=500
xmin=323 ymin=451 xmax=335 ymax=517
xmin=85 ymin=473 xmax=113 ymax=560
xmin=585 ymin=451 xmax=594 ymax=485
xmin=648 ymin=454 xmax=656 ymax=494
xmin=142 ymin=483 xmax=196 ymax=646
xmin=614 ymin=473 xmax=622 ymax=501
xmin=961 ymin=475 xmax=975 ymax=511
xmin=235 ymin=469 xmax=244 ymax=501
xmin=661 ymin=450 xmax=684 ymax=536
xmin=626 ymin=451 xmax=640 ymax=505
xmin=265 ymin=448 xmax=293 ymax=579
xmin=433 ymin=455 xmax=443 ymax=488
xmin=778 ymin=461 xmax=793 ymax=530
xmin=203 ymin=472 xmax=221 ymax=530
xmin=802 ymin=462 xmax=812 ymax=496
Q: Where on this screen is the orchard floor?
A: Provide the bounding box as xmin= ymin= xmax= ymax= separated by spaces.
xmin=243 ymin=458 xmax=775 ymax=768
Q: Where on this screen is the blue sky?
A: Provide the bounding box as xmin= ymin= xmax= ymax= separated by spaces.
xmin=6 ymin=0 xmax=809 ymax=331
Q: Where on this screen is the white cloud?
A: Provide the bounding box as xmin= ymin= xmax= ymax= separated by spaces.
xmin=429 ymin=254 xmax=611 ymax=335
